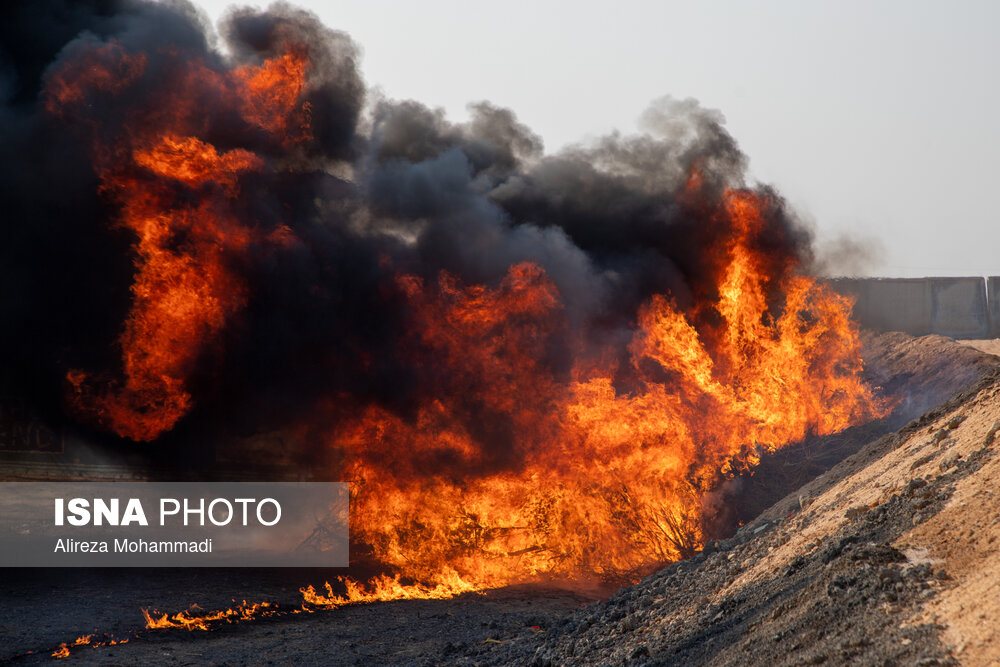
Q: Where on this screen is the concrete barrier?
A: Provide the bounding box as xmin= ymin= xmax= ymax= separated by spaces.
xmin=828 ymin=278 xmax=931 ymax=336
xmin=827 ymin=277 xmax=995 ymax=340
xmin=930 ymin=278 xmax=990 ymax=339
xmin=988 ymin=277 xmax=1000 ymax=338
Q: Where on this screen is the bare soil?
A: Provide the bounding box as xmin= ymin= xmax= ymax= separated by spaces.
xmin=2 ymin=332 xmax=999 ymax=665
xmin=961 ymin=338 xmax=1000 ymax=358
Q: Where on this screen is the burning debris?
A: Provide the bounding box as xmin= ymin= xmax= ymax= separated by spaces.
xmin=1 ymin=0 xmax=890 ymax=602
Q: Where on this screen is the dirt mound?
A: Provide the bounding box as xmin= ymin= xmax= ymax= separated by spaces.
xmin=704 ymin=331 xmax=1000 ymax=536
xmin=961 ymin=338 xmax=1000 ymax=358
xmin=465 ymin=344 xmax=1000 ymax=666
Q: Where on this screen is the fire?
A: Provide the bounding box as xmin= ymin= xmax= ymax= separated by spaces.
xmin=301 ymin=570 xmax=480 ymax=608
xmin=338 ymin=187 xmax=887 ymax=589
xmin=43 ymin=603 xmax=276 ymax=659
xmin=40 ymin=14 xmax=888 ymax=605
xmin=234 ymin=48 xmax=313 ymax=141
xmin=46 ymin=40 xmax=312 ymax=440
xmin=142 ymin=600 xmax=276 ymax=631
xmin=50 ymin=633 xmax=130 ymax=659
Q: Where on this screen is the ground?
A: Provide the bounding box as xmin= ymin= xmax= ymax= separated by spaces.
xmin=2 ymin=333 xmax=999 ymax=665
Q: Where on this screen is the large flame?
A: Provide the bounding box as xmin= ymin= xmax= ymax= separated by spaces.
xmin=42 ymin=33 xmax=887 ymax=600
xmin=339 ymin=187 xmax=886 ymax=590
xmin=48 ymin=41 xmax=311 ymax=441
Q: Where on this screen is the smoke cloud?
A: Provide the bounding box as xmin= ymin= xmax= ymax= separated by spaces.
xmin=0 ymin=0 xmax=820 ymax=468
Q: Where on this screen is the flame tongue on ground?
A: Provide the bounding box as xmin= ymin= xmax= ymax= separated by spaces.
xmin=301 ymin=570 xmax=480 ymax=608
xmin=50 ymin=634 xmax=130 ymax=659
xmin=142 ymin=600 xmax=276 ymax=631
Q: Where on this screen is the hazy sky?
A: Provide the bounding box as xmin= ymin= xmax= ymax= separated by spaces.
xmin=195 ymin=0 xmax=999 ymax=277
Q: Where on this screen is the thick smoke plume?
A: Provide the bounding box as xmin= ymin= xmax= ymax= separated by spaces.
xmin=1 ymin=0 xmax=819 ymax=467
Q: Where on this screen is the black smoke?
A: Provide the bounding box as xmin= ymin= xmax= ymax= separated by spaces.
xmin=0 ymin=0 xmax=815 ymax=467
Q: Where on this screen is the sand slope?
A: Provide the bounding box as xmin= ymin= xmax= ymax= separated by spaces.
xmin=470 ymin=337 xmax=1000 ymax=665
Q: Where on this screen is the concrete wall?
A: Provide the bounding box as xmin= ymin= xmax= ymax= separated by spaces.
xmin=828 ymin=277 xmax=998 ymax=340
xmin=988 ymin=277 xmax=1000 ymax=338
xmin=929 ymin=278 xmax=990 ymax=339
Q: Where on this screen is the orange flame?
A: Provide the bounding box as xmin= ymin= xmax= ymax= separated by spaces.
xmin=46 ymin=41 xmax=311 ymax=440
xmin=335 ymin=188 xmax=887 ymax=591
xmin=50 ymin=633 xmax=113 ymax=659
xmin=42 ymin=33 xmax=887 ymax=604
xmin=142 ymin=600 xmax=276 ymax=631
xmin=301 ymin=570 xmax=480 ymax=609
xmin=234 ymin=48 xmax=313 ymax=141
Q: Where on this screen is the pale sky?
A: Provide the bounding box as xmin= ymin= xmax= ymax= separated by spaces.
xmin=194 ymin=0 xmax=999 ymax=278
